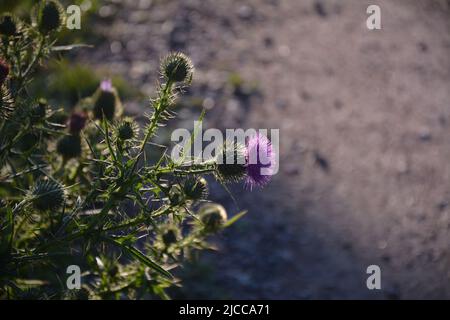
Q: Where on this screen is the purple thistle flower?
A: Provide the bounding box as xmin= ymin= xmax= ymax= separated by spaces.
xmin=245 ymin=133 xmax=276 ymax=189
xmin=100 ymin=79 xmax=113 ymax=92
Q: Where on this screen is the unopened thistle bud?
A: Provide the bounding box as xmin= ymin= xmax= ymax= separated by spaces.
xmin=0 ymin=59 xmax=10 ymax=87
xmin=30 ymin=100 xmax=47 ymax=122
xmin=162 ymin=227 xmax=179 ymax=247
xmin=115 ymin=118 xmax=138 ymax=141
xmin=38 ymin=1 xmax=65 ymax=34
xmin=168 ymin=185 xmax=185 ymax=206
xmin=30 ymin=179 xmax=65 ymax=212
xmin=56 ymin=134 xmax=82 ymax=160
xmin=183 ymin=177 xmax=208 ymax=200
xmin=199 ymin=204 xmax=228 ymax=232
xmin=215 ymin=141 xmax=247 ymax=183
xmin=68 ymin=112 xmax=87 ymax=134
xmin=161 ymin=52 xmax=194 ymax=83
xmin=93 ymin=79 xmax=118 ymax=121
xmin=0 ymin=14 xmax=17 ymax=37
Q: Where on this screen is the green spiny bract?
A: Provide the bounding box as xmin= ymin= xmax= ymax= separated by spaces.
xmin=38 ymin=1 xmax=65 ymax=34
xmin=30 ymin=180 xmax=65 ymax=212
xmin=161 ymin=52 xmax=194 ymax=84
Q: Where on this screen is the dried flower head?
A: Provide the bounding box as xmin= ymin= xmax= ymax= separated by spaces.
xmin=0 ymin=58 xmax=10 ymax=87
xmin=0 ymin=14 xmax=17 ymax=37
xmin=199 ymin=203 xmax=228 ymax=232
xmin=38 ymin=0 xmax=65 ymax=34
xmin=245 ymin=133 xmax=276 ymax=189
xmin=68 ymin=112 xmax=87 ymax=134
xmin=56 ymin=134 xmax=82 ymax=160
xmin=161 ymin=52 xmax=194 ymax=83
xmin=30 ymin=180 xmax=65 ymax=212
xmin=215 ymin=141 xmax=247 ymax=183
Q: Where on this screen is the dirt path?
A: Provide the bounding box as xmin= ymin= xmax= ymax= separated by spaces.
xmin=86 ymin=0 xmax=450 ymax=298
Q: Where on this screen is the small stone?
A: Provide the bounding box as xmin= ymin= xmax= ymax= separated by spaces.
xmin=418 ymin=42 xmax=428 ymax=52
xmin=418 ymin=129 xmax=432 ymax=142
xmin=314 ymin=151 xmax=329 ymax=172
xmin=237 ymin=5 xmax=254 ymax=20
xmin=314 ymin=1 xmax=327 ymax=17
xmin=437 ymin=201 xmax=448 ymax=211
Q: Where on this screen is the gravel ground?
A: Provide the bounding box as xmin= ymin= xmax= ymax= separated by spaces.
xmin=81 ymin=0 xmax=450 ymax=299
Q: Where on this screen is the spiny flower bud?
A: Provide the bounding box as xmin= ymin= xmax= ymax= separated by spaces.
xmin=93 ymin=79 xmax=117 ymax=121
xmin=115 ymin=118 xmax=138 ymax=141
xmin=30 ymin=179 xmax=65 ymax=212
xmin=0 ymin=59 xmax=10 ymax=87
xmin=161 ymin=52 xmax=194 ymax=83
xmin=68 ymin=112 xmax=87 ymax=134
xmin=30 ymin=100 xmax=47 ymax=123
xmin=215 ymin=141 xmax=247 ymax=183
xmin=168 ymin=185 xmax=184 ymax=206
xmin=38 ymin=1 xmax=65 ymax=34
xmin=183 ymin=177 xmax=208 ymax=200
xmin=199 ymin=204 xmax=228 ymax=232
xmin=0 ymin=14 xmax=17 ymax=37
xmin=56 ymin=134 xmax=82 ymax=160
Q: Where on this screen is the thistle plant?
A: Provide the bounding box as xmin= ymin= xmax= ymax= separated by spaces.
xmin=0 ymin=1 xmax=275 ymax=300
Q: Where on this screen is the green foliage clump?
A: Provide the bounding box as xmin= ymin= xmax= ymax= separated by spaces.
xmin=0 ymin=2 xmax=248 ymax=300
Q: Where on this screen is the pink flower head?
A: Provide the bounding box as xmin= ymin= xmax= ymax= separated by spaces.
xmin=100 ymin=79 xmax=113 ymax=92
xmin=245 ymin=133 xmax=276 ymax=189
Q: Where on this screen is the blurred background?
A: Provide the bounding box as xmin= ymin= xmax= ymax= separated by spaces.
xmin=2 ymin=0 xmax=450 ymax=299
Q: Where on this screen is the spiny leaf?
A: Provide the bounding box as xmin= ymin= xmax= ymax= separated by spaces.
xmin=110 ymin=238 xmax=172 ymax=279
xmin=224 ymin=210 xmax=247 ymax=228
